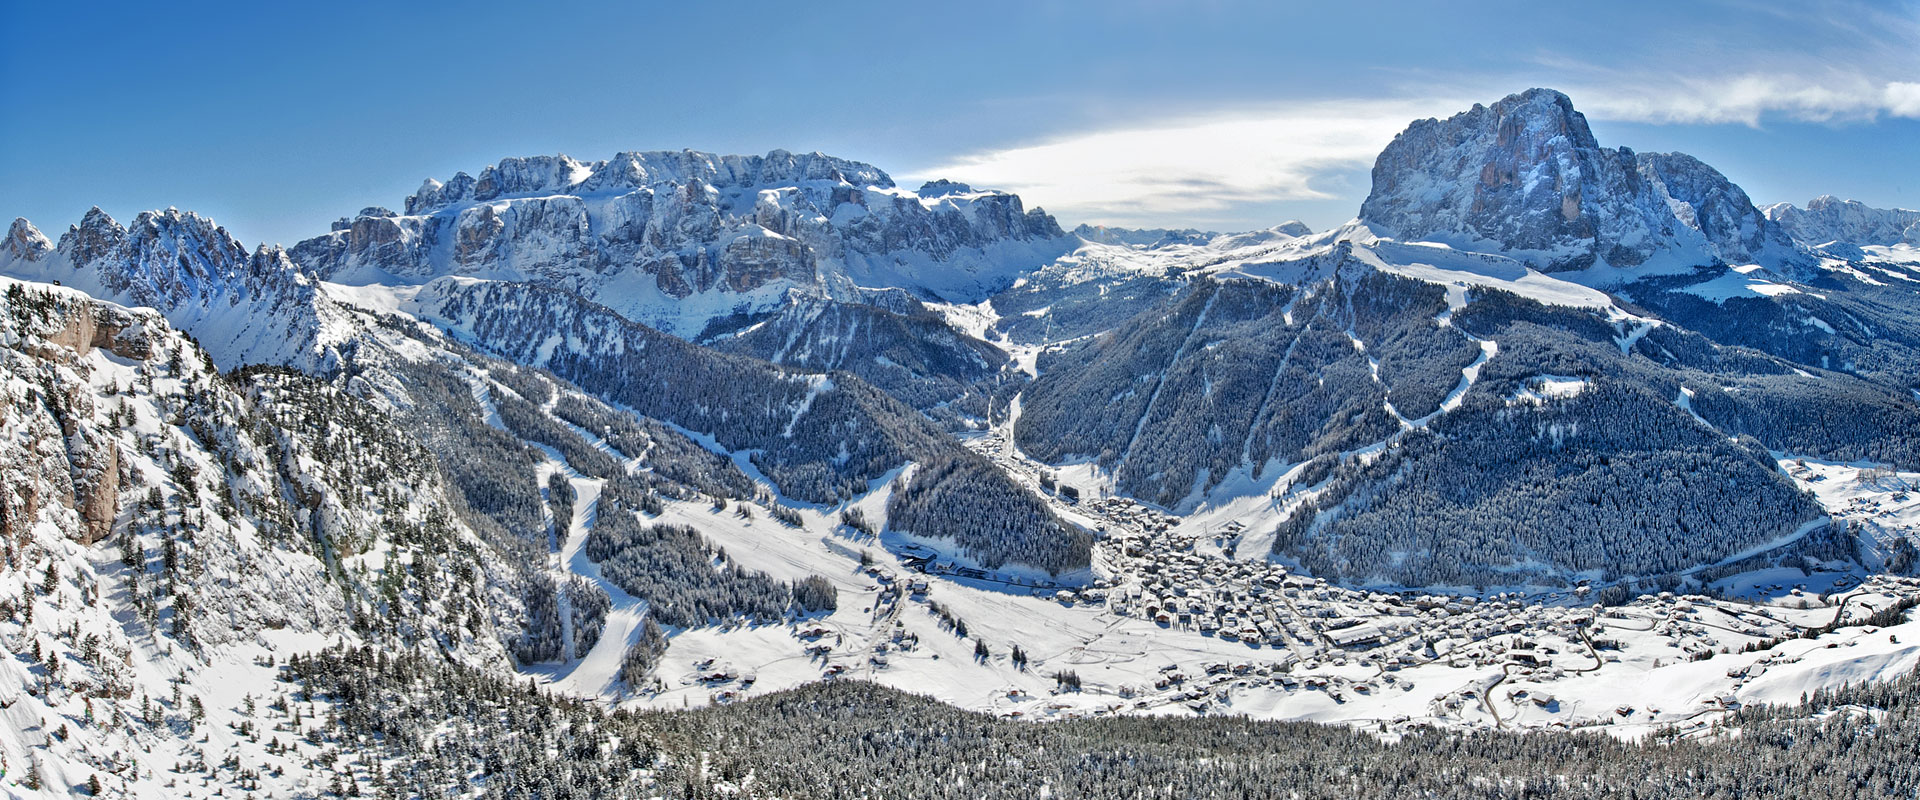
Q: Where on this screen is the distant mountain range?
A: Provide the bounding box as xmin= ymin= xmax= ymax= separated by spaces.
xmin=289 ymin=150 xmax=1069 ymax=339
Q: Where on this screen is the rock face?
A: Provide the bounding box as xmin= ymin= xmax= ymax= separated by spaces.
xmin=1635 ymin=151 xmax=1801 ymax=267
xmin=29 ymin=297 xmax=157 ymax=363
xmin=1359 ymin=88 xmax=1803 ymax=273
xmin=0 ymin=288 xmax=163 ymax=546
xmin=291 ymin=149 xmax=1069 ymax=337
xmin=1763 ymin=196 xmax=1920 ymax=248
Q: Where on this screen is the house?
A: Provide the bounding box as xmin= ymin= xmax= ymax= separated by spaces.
xmin=1328 ymin=624 xmax=1386 ymax=649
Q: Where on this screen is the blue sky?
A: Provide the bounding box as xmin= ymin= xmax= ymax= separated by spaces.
xmin=3 ymin=0 xmax=1916 ymax=246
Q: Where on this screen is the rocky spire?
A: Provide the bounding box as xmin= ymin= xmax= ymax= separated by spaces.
xmin=4 ymin=217 xmax=55 ymax=266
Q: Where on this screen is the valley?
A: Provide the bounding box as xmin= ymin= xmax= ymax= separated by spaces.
xmin=4 ymin=83 xmax=1920 ymax=797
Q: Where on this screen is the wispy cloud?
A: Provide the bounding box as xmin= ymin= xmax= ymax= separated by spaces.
xmin=1568 ymin=74 xmax=1920 ymax=126
xmin=1558 ymin=0 xmax=1920 ymax=125
xmin=918 ymin=98 xmax=1465 ymax=227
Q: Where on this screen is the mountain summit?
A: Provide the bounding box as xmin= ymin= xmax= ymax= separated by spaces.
xmin=1360 ymin=88 xmax=1801 ymax=274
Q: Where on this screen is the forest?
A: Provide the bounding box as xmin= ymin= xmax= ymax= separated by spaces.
xmin=280 ymin=644 xmax=1920 ymax=799
xmin=886 ymin=452 xmax=1092 ymax=575
xmin=584 ymin=506 xmax=833 ymax=629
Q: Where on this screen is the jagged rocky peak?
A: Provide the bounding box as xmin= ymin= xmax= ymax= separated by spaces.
xmin=1072 ymin=224 xmax=1219 ymax=247
xmin=1764 ymin=195 xmax=1920 ymax=248
xmin=1360 ymin=88 xmax=1800 ymax=273
xmin=61 ymin=206 xmax=130 ymax=265
xmin=401 ymin=149 xmax=896 ymax=215
xmin=57 ymin=206 xmax=309 ymax=298
xmin=1 ymin=205 xmax=338 ymax=369
xmin=6 ymin=217 xmax=54 ymax=262
xmin=54 ymin=206 xmax=241 ymax=278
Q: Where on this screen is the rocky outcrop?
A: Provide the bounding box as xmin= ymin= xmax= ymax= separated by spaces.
xmin=65 ymin=415 xmax=120 ymax=546
xmin=0 ymin=287 xmax=156 ymax=545
xmin=1360 ymin=88 xmax=1804 ymax=273
xmin=31 ymin=300 xmax=157 ymax=362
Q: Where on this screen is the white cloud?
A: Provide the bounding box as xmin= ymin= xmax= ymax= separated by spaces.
xmin=1573 ymin=75 xmax=1920 ymax=125
xmin=917 ymin=98 xmax=1463 ymax=228
xmin=1886 ymin=81 xmax=1920 ymax=118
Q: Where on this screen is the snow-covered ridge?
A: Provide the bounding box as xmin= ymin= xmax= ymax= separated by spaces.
xmin=1 ymin=208 xmax=351 ymax=370
xmin=400 ymin=149 xmax=896 ymax=215
xmin=291 ymin=148 xmax=1072 ymax=338
xmin=1765 ymin=195 xmax=1920 ymax=249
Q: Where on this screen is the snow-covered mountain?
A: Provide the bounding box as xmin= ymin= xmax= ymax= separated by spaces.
xmin=1004 ymin=89 xmax=1920 ymax=587
xmin=6 ymin=84 xmax=1920 ymax=798
xmin=3 ymin=196 xmax=1087 ymax=579
xmin=1359 ymin=88 xmax=1803 ymax=275
xmin=1764 ymin=195 xmax=1920 ymax=249
xmin=705 ymin=293 xmax=1012 ymax=421
xmin=290 ymin=150 xmax=1071 ymax=338
xmin=2 ymin=210 xmax=348 ymax=370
